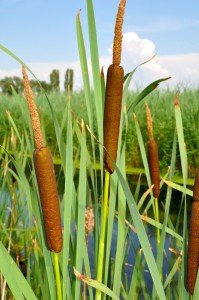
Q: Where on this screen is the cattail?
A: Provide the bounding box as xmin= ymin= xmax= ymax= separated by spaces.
xmin=103 ymin=0 xmax=127 ymax=174
xmin=146 ymin=104 xmax=160 ymax=198
xmin=193 ymin=168 xmax=199 ymax=202
xmin=22 ymin=66 xmax=62 ymax=253
xmin=148 ymin=140 xmax=160 ymax=198
xmin=187 ymin=201 xmax=199 ymax=294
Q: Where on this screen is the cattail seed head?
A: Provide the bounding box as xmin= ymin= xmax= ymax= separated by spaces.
xmin=22 ymin=66 xmax=45 ymax=149
xmin=34 ymin=147 xmax=63 ymax=252
xmin=103 ymin=64 xmax=124 ymax=174
xmin=148 ymin=139 xmax=160 ymax=198
xmin=113 ymin=0 xmax=127 ymax=65
xmin=146 ymin=103 xmax=154 ymax=141
xmin=187 ymin=201 xmax=199 ymax=294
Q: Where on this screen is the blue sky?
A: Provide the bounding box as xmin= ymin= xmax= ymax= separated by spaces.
xmin=0 ymin=0 xmax=199 ymax=88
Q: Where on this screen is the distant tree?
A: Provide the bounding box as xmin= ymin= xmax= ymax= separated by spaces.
xmin=0 ymin=76 xmax=23 ymax=95
xmin=30 ymin=80 xmax=52 ymax=94
xmin=64 ymin=69 xmax=74 ymax=93
xmin=50 ymin=69 xmax=60 ymax=91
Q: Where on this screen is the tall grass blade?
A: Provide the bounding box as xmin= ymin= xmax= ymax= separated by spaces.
xmin=75 ymin=122 xmax=87 ymax=299
xmin=115 ymin=165 xmax=166 ymax=300
xmin=0 ymin=241 xmax=37 ymax=299
xmin=62 ymin=103 xmax=73 ymax=300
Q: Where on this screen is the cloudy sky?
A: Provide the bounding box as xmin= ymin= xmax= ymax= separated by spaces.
xmin=0 ymin=0 xmax=199 ymax=89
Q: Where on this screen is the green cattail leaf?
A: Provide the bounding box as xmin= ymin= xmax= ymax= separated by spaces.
xmin=86 ymin=0 xmax=103 ymax=149
xmin=86 ymin=0 xmax=104 ymax=198
xmin=74 ymin=268 xmax=120 ymax=300
xmin=115 ymin=165 xmax=166 ymax=300
xmin=75 ymin=124 xmax=88 ymax=299
xmin=76 ymin=12 xmax=93 ymax=131
xmin=152 ymin=131 xmax=178 ymax=299
xmin=164 ymin=257 xmax=181 ymax=289
xmin=174 ymin=99 xmax=188 ymax=186
xmin=113 ymin=143 xmax=127 ymax=296
xmin=124 ymin=55 xmax=157 ymax=83
xmin=62 ymin=103 xmax=73 ymax=300
xmin=162 ymin=179 xmax=193 ymax=197
xmin=127 ymin=77 xmax=171 ymax=114
xmin=0 ymin=242 xmax=37 ymax=300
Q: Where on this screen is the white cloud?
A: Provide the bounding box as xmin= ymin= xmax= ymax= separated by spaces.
xmin=0 ymin=32 xmax=198 ymax=90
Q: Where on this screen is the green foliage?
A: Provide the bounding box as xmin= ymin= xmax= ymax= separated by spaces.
xmin=64 ymin=68 xmax=74 ymax=93
xmin=50 ymin=69 xmax=60 ymax=91
xmin=30 ymin=80 xmax=52 ymax=94
xmin=0 ymin=76 xmax=23 ymax=95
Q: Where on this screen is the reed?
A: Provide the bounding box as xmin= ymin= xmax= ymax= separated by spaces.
xmin=146 ymin=103 xmax=160 ymax=244
xmin=22 ymin=66 xmax=62 ymax=299
xmin=103 ymin=0 xmax=126 ymax=174
xmin=97 ymin=1 xmax=127 ymax=299
xmin=146 ymin=103 xmax=160 ymax=198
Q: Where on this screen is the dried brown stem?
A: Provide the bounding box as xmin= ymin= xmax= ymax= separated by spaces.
xmin=22 ymin=66 xmax=45 ymax=149
xmin=113 ymin=0 xmax=127 ymax=65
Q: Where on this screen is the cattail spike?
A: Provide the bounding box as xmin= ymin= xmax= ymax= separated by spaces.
xmin=22 ymin=66 xmax=45 ymax=149
xmin=113 ymin=0 xmax=127 ymax=65
xmin=187 ymin=201 xmax=199 ymax=294
xmin=193 ymin=168 xmax=199 ymax=202
xmin=22 ymin=66 xmax=62 ymax=253
xmin=103 ymin=64 xmax=124 ymax=173
xmin=146 ymin=103 xmax=154 ymax=141
xmin=148 ymin=140 xmax=160 ymax=198
xmin=34 ymin=147 xmax=63 ymax=252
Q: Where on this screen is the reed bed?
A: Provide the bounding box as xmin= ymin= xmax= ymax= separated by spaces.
xmin=0 ymin=0 xmax=198 ymax=299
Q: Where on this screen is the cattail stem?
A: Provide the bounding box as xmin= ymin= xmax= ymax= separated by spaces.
xmin=154 ymin=197 xmax=160 ymax=244
xmin=33 ymin=147 xmax=63 ymax=252
xmin=96 ymin=171 xmax=110 ymax=300
xmin=53 ymin=253 xmax=62 ymax=300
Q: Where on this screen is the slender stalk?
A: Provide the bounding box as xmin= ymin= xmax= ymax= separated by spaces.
xmin=154 ymin=197 xmax=160 ymax=245
xmin=53 ymin=253 xmax=62 ymax=300
xmin=96 ymin=171 xmax=110 ymax=299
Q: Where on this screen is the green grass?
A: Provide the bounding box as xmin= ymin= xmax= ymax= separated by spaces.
xmin=0 ymin=87 xmax=199 ymax=175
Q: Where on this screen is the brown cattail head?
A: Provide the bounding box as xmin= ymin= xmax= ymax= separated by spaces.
xmin=146 ymin=103 xmax=154 ymax=141
xmin=187 ymin=201 xmax=199 ymax=294
xmin=193 ymin=169 xmax=199 ymax=202
xmin=113 ymin=0 xmax=127 ymax=65
xmin=34 ymin=147 xmax=63 ymax=252
xmin=148 ymin=139 xmax=160 ymax=198
xmin=22 ymin=66 xmax=45 ymax=149
xmin=103 ymin=64 xmax=124 ymax=174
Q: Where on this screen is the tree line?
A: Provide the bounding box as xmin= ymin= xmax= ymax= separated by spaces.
xmin=0 ymin=68 xmax=74 ymax=95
